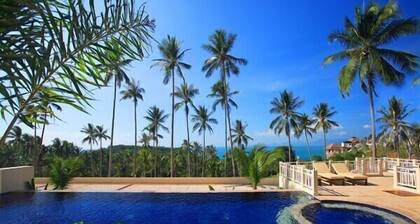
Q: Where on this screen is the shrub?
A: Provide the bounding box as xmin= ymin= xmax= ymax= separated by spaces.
xmin=49 ymin=157 xmax=82 ymax=190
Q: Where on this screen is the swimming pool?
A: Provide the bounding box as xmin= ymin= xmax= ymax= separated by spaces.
xmin=0 ymin=192 xmax=414 ymax=224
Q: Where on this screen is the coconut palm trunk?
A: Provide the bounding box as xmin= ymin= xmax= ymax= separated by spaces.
xmin=90 ymin=142 xmax=94 ymax=176
xmin=286 ymin=131 xmax=292 ymax=162
xmin=304 ymin=131 xmax=311 ymax=160
xmin=185 ymin=106 xmax=191 ymax=176
xmin=322 ymin=128 xmax=327 ymax=159
xmin=99 ymin=139 xmax=103 ymax=177
xmin=170 ymin=69 xmax=175 ymax=177
xmin=201 ymin=130 xmax=206 ymax=177
xmin=227 ymin=108 xmax=236 ymax=176
xmin=108 ymin=77 xmax=117 ymax=177
xmin=367 ymin=81 xmax=377 ymax=158
xmin=133 ymin=101 xmax=138 ymax=177
xmin=224 ymin=105 xmax=228 ymax=176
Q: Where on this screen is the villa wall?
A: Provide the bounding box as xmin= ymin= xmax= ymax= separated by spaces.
xmin=35 ymin=176 xmax=278 ymax=185
xmin=0 ymin=166 xmax=34 ymax=194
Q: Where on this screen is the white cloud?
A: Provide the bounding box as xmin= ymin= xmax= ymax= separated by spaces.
xmin=254 ymin=129 xmax=277 ymax=137
xmin=334 ymin=131 xmax=347 ymax=136
xmin=363 ymin=124 xmax=370 ymax=129
xmin=332 ymin=124 xmax=344 ymax=130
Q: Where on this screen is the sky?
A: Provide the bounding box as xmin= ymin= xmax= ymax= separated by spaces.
xmin=2 ymin=0 xmax=420 ymax=149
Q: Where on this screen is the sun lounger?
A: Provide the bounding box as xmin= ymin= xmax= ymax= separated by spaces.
xmin=332 ymin=163 xmax=368 ymax=185
xmin=312 ymin=162 xmax=345 ymax=185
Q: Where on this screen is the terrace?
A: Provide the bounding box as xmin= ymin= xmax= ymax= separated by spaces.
xmin=278 ymin=157 xmax=420 ymax=222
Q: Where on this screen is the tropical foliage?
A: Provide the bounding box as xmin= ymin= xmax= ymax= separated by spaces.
xmin=0 ymin=0 xmax=155 ymax=145
xmin=313 ymin=103 xmax=339 ymax=158
xmin=153 ymin=36 xmax=191 ymax=177
xmin=377 ymin=97 xmax=414 ymax=157
xmin=235 ymin=146 xmax=286 ymax=189
xmin=324 ymin=0 xmax=419 ymax=157
xmin=48 ymin=157 xmax=82 ymax=190
xmin=269 ymin=90 xmax=303 ymax=162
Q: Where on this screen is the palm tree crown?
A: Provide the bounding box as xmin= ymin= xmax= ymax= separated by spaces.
xmin=144 ymin=106 xmax=169 ymax=139
xmin=152 ymin=35 xmax=191 ymax=84
xmin=208 ymin=80 xmax=238 ymax=112
xmin=81 ymin=123 xmax=98 ymax=147
xmin=323 ymin=1 xmax=419 ymax=157
xmin=231 ymin=120 xmax=253 ymax=149
xmin=377 ymin=96 xmax=414 ymax=156
xmin=313 ymin=103 xmax=339 ymax=158
xmin=192 ymin=106 xmax=218 ymax=135
xmin=269 ymin=90 xmax=303 ymax=161
xmin=174 ymin=83 xmax=199 ymax=113
xmin=202 ymin=29 xmax=248 ymax=80
xmin=295 ymin=113 xmax=317 ymax=159
xmin=120 ymin=79 xmax=145 ymax=105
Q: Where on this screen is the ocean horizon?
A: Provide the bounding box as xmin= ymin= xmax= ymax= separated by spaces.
xmin=215 ymin=145 xmax=325 ymax=161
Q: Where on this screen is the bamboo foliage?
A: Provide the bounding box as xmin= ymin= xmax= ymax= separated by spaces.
xmin=0 ymin=0 xmax=155 ymax=144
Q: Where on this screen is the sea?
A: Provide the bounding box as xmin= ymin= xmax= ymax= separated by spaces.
xmin=215 ymin=145 xmax=325 ymax=161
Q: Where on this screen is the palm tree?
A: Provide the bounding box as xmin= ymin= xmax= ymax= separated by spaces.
xmin=377 ymin=97 xmax=414 ymax=157
xmin=202 ymin=29 xmax=247 ymax=176
xmin=152 ymin=36 xmax=191 ymax=177
xmin=104 ymin=46 xmax=132 ymax=177
xmin=95 ymin=125 xmax=110 ymax=177
xmin=313 ymin=103 xmax=339 ymax=159
xmin=323 ymin=1 xmax=419 ymax=158
xmin=191 ymin=105 xmax=218 ymax=176
xmin=234 ymin=146 xmax=286 ymax=189
xmin=7 ymin=126 xmax=23 ymax=150
xmin=120 ymin=78 xmax=145 ymax=177
xmin=296 ymin=113 xmax=316 ymax=159
xmin=144 ymin=106 xmax=169 ymax=177
xmin=139 ymin=132 xmax=152 ymax=148
xmin=174 ymin=83 xmax=199 ymax=176
xmin=208 ymin=80 xmax=239 ymax=176
xmin=231 ymin=120 xmax=253 ymax=150
xmin=81 ymin=123 xmax=98 ymax=176
xmin=269 ymin=90 xmax=303 ymax=162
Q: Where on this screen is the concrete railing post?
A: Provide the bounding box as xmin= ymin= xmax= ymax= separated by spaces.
xmin=416 ymin=168 xmax=420 ymax=194
xmin=361 ymin=159 xmax=367 ymax=175
xmin=393 ymin=166 xmax=398 ymax=188
xmin=355 ymin=157 xmax=359 ymax=173
xmin=328 ymin=160 xmax=332 ymax=172
xmin=378 ymin=159 xmax=383 ymax=176
xmin=383 ymin=157 xmax=388 ymax=171
xmin=312 ymin=169 xmax=318 ymax=196
xmin=345 ymin=160 xmax=349 ymax=169
xmin=413 ymin=159 xmax=417 ymax=167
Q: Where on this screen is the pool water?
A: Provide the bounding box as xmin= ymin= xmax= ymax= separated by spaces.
xmin=302 ymin=202 xmax=414 ymax=224
xmin=0 ymin=192 xmax=303 ymax=224
xmin=0 ymin=192 xmax=413 ymax=224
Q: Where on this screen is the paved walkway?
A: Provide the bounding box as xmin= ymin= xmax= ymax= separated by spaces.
xmin=315 ymin=174 xmax=420 ymax=222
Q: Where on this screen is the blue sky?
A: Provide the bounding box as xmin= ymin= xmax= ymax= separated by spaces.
xmin=4 ymin=0 xmax=420 ymax=149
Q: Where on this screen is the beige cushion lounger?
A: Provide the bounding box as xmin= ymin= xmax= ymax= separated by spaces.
xmin=312 ymin=162 xmax=345 ymax=185
xmin=332 ymin=163 xmax=368 ymax=185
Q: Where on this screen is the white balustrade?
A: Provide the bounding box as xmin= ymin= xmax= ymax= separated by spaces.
xmin=393 ymin=166 xmax=420 ymax=194
xmin=279 ymin=162 xmax=317 ymax=196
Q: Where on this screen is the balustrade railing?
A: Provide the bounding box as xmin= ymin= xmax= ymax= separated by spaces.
xmin=393 ymin=166 xmax=420 ymax=194
xmin=279 ymin=162 xmax=317 ymax=196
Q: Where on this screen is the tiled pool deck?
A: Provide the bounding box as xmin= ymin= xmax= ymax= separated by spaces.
xmin=36 ymin=173 xmax=420 ymax=222
xmin=316 ymin=173 xmax=420 ymax=222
